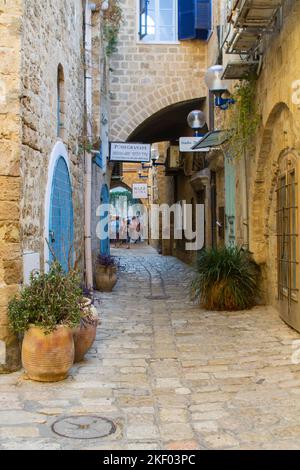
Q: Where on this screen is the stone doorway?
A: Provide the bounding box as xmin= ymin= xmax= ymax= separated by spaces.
xmin=277 ymin=151 xmax=300 ymax=332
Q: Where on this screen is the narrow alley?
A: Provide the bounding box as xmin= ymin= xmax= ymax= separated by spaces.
xmin=1 ymin=245 xmax=300 ymax=450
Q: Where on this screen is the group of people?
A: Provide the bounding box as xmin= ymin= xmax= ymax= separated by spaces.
xmin=110 ymin=214 xmax=142 ymax=249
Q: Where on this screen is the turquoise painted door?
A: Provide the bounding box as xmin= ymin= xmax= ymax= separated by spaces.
xmin=225 ymin=156 xmax=236 ymax=247
xmin=49 ymin=157 xmax=74 ymax=271
xmin=100 ymin=184 xmax=110 ymax=255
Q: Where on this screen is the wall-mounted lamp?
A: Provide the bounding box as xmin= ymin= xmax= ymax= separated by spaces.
xmin=205 ymin=65 xmax=235 ymax=110
xmin=141 ymin=148 xmax=166 ymax=169
xmin=187 ymin=110 xmax=206 ymax=136
xmin=150 ymin=147 xmax=165 ymax=167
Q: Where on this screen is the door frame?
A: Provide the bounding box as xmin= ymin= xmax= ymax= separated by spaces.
xmin=225 ymin=155 xmax=236 ymax=247
xmin=44 ymin=141 xmax=71 ymax=271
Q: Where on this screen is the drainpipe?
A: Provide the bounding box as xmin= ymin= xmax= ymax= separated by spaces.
xmin=83 ymin=1 xmax=94 ymax=289
xmin=84 ymin=153 xmax=93 ymax=289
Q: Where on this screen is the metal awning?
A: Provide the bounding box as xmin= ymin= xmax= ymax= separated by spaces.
xmin=191 ymin=130 xmax=229 ymax=150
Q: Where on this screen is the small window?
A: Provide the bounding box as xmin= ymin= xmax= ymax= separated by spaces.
xmin=139 ymin=0 xmax=177 ymax=43
xmin=57 ymin=64 xmax=65 ymax=139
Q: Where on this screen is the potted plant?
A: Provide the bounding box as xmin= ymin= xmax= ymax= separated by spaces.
xmin=191 ymin=246 xmax=260 ymax=311
xmin=73 ymin=295 xmax=100 ymax=363
xmin=8 ymin=262 xmax=82 ymax=382
xmin=94 ymin=254 xmax=118 ymax=292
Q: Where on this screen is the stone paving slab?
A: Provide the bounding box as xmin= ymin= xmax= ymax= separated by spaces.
xmin=1 ymin=245 xmax=300 ymax=449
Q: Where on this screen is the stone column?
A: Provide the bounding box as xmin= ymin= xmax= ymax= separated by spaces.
xmin=0 ymin=1 xmax=23 ymax=372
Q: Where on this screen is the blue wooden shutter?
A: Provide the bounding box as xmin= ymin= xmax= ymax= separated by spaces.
xmin=195 ymin=0 xmax=212 ymax=40
xmin=178 ymin=0 xmax=196 ymax=40
xmin=93 ymin=142 xmax=103 ymax=168
xmin=139 ymin=0 xmax=148 ymax=39
xmin=178 ymin=0 xmax=212 ymax=41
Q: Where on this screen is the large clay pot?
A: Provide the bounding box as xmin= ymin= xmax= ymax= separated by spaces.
xmin=73 ymin=322 xmax=98 ymax=363
xmin=22 ymin=325 xmax=75 ymax=382
xmin=95 ymin=265 xmax=117 ymax=292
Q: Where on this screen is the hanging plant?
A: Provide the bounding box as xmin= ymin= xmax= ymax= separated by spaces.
xmin=226 ymin=78 xmax=261 ymax=159
xmin=102 ymin=0 xmax=123 ymax=57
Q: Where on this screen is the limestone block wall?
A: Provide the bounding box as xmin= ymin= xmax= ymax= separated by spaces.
xmin=0 ymin=0 xmax=23 ymax=372
xmin=109 ymin=0 xmax=208 ymax=142
xmin=234 ymin=0 xmax=300 ymax=306
xmin=21 ymin=0 xmax=85 ymax=266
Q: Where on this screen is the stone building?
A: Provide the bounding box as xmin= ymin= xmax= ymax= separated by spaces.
xmin=205 ymin=0 xmax=300 ymax=332
xmin=109 ymin=0 xmax=214 ymax=261
xmin=110 ymin=0 xmax=300 ymax=335
xmin=0 ymin=0 xmax=111 ymax=372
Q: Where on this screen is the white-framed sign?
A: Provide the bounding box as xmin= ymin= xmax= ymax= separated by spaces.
xmin=110 ymin=142 xmax=151 ymax=163
xmin=179 ymin=137 xmax=210 ymax=153
xmin=132 ymin=183 xmax=148 ymax=199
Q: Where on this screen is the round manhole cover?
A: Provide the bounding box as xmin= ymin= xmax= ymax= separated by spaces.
xmin=51 ymin=415 xmax=116 ymax=440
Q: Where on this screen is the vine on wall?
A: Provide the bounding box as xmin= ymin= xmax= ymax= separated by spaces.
xmin=226 ymin=78 xmax=261 ymax=159
xmin=102 ymin=0 xmax=123 ymax=57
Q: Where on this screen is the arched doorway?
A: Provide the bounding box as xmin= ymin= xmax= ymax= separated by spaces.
xmin=100 ymin=184 xmax=110 ymax=256
xmin=49 ymin=156 xmax=74 ymax=271
xmin=277 ymin=150 xmax=300 ymax=331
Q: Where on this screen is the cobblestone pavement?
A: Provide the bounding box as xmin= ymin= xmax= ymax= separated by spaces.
xmin=1 ymin=245 xmax=300 ymax=450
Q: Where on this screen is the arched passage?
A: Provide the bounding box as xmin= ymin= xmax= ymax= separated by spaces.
xmin=111 ymin=79 xmax=206 ymax=142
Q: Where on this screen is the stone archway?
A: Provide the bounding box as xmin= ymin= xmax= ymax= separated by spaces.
xmin=250 ymin=102 xmax=296 ymax=264
xmin=249 ymin=102 xmax=297 ymax=304
xmin=110 ymin=78 xmax=206 ymax=142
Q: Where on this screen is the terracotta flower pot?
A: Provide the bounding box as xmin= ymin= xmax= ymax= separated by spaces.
xmin=95 ymin=265 xmax=117 ymax=292
xmin=22 ymin=325 xmax=75 ymax=382
xmin=73 ymin=321 xmax=98 ymax=363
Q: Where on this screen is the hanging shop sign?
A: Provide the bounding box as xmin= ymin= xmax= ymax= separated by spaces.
xmin=132 ymin=183 xmax=148 ymax=199
xmin=179 ymin=137 xmax=210 ymax=153
xmin=110 ymin=142 xmax=151 ymax=163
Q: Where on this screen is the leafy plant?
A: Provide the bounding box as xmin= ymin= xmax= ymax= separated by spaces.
xmin=191 ymin=246 xmax=260 ymax=311
xmin=96 ymin=254 xmax=118 ymax=267
xmin=102 ymin=0 xmax=123 ymax=56
xmin=226 ymin=78 xmax=261 ymax=159
xmin=8 ymin=262 xmax=82 ymax=334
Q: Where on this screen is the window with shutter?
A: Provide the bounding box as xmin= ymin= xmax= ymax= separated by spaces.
xmin=178 ymin=0 xmax=212 ymax=41
xmin=139 ymin=0 xmax=149 ymax=39
xmin=138 ymin=0 xmax=177 ymax=43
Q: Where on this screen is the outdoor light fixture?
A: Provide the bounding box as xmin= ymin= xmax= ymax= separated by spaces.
xmin=141 ymin=147 xmax=165 ymax=169
xmin=187 ymin=110 xmax=206 ymax=136
xmin=205 ymin=65 xmax=235 ymax=110
xmin=151 ymin=147 xmax=165 ymax=167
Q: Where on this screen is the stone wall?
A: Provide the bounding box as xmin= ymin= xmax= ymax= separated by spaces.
xmin=233 ymin=1 xmax=300 ymax=307
xmin=21 ymin=0 xmax=85 ymax=267
xmin=0 ymin=0 xmax=23 ymax=372
xmin=90 ymin=3 xmax=112 ymax=264
xmin=109 ymin=0 xmax=208 ymax=142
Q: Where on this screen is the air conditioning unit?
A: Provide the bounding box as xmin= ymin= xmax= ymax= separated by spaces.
xmin=233 ymin=0 xmax=282 ymax=29
xmin=222 ymin=50 xmax=259 ymax=79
